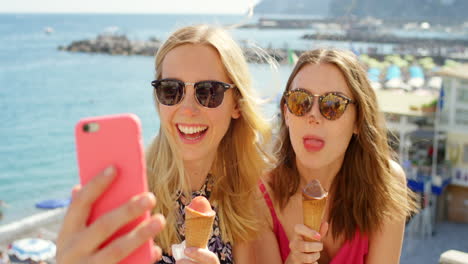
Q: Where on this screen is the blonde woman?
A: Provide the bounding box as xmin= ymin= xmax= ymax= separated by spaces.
xmin=254 ymin=49 xmax=417 ymax=264
xmin=56 ymin=25 xmax=270 ymax=264
xmin=148 ymin=25 xmax=270 ymax=264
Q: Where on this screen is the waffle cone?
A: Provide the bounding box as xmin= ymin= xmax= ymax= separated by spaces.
xmin=185 ymin=207 xmax=215 ymax=248
xmin=302 ymin=197 xmax=327 ymax=241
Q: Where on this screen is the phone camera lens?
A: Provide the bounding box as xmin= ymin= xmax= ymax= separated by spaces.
xmin=83 ymin=124 xmax=91 ymax=132
xmin=83 ymin=122 xmax=99 ymax=133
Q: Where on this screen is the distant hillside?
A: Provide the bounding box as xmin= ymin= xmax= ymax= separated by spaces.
xmin=330 ymin=0 xmax=468 ymax=24
xmin=254 ymin=0 xmax=467 ymax=24
xmin=254 ymin=0 xmax=330 ymax=17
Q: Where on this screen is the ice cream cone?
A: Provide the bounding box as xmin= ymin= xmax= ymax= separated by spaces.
xmin=184 ymin=200 xmax=215 ymax=248
xmin=302 ymin=179 xmax=328 ymax=241
xmin=302 ymin=196 xmax=327 ymax=239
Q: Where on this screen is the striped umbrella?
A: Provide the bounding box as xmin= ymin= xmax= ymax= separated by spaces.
xmin=8 ymin=238 xmax=56 ymax=261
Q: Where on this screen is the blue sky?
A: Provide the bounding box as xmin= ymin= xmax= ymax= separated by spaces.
xmin=0 ymin=0 xmax=260 ymax=14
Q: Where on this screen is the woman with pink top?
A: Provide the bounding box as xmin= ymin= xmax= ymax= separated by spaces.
xmin=254 ymin=48 xmax=418 ymax=264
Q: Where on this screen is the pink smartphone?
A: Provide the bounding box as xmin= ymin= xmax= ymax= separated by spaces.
xmin=75 ymin=113 xmax=154 ymax=264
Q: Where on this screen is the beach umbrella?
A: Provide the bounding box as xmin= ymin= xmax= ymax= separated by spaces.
xmin=35 ymin=198 xmax=71 ymax=209
xmin=418 ymin=57 xmax=436 ymax=71
xmin=367 ymin=68 xmax=381 ymax=82
xmin=386 ymin=65 xmax=401 ymax=81
xmin=8 ymin=238 xmax=56 ymax=261
xmin=385 ymin=54 xmax=409 ymax=68
xmin=409 ymin=65 xmax=424 ymax=79
xmin=443 ymin=59 xmax=460 ymax=69
xmin=408 ymin=65 xmax=425 ymax=89
xmin=404 ymin=55 xmax=415 ymax=63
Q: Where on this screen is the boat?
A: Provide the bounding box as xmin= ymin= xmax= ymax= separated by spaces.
xmin=43 ymin=27 xmax=54 ymax=34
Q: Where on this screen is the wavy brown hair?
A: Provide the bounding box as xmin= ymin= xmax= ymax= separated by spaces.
xmin=270 ymin=48 xmax=417 ymax=241
xmin=147 ymin=25 xmax=271 ymax=253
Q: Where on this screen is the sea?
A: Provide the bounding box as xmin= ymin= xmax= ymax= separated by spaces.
xmin=0 ymin=13 xmax=300 ymax=225
xmin=0 ymin=13 xmax=463 ymax=225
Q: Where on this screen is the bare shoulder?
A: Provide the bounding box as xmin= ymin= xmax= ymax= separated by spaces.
xmin=233 ymin=241 xmax=255 ymax=264
xmin=365 ymin=161 xmax=409 ymax=263
xmin=389 ymin=159 xmax=406 ymax=184
xmin=367 ymin=161 xmax=408 ymax=263
xmin=250 ymin=174 xmax=284 ymax=264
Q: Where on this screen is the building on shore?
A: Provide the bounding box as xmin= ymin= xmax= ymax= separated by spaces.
xmin=373 ymin=64 xmax=468 ymax=238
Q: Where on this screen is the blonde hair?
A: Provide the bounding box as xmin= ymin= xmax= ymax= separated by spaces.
xmin=270 ymin=48 xmax=418 ymax=241
xmin=147 ymin=24 xmax=271 ymax=253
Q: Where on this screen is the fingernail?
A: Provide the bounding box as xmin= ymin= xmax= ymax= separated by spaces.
xmin=147 ymin=192 xmax=156 ymax=203
xmin=155 ymin=214 xmax=166 ymax=226
xmin=149 ymin=219 xmax=161 ymax=232
xmin=71 ymin=185 xmax=81 ymax=201
xmin=185 ymin=248 xmax=194 ymax=255
xmin=313 ymin=233 xmax=321 ymax=240
xmin=139 ymin=195 xmax=150 ymax=207
xmin=103 ymin=166 xmax=115 ymax=177
xmin=71 ymin=185 xmax=81 ymax=195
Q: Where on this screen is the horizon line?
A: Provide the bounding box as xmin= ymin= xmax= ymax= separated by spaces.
xmin=0 ymin=11 xmax=250 ymax=15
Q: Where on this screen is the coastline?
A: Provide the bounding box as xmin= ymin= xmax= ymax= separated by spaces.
xmin=58 ymin=33 xmax=468 ymax=69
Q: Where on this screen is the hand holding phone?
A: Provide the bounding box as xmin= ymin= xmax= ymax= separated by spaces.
xmin=56 ymin=114 xmax=165 ymax=264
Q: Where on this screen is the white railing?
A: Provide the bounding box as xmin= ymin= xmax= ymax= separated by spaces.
xmin=0 ymin=208 xmax=66 ymax=245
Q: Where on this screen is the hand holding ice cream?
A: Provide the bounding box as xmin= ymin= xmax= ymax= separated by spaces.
xmin=282 ymin=179 xmax=329 ymax=264
xmin=172 ymin=196 xmax=217 ymax=262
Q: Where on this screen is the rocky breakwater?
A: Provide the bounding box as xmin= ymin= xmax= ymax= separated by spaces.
xmin=59 ymin=34 xmax=291 ymax=64
xmin=58 ymin=34 xmax=162 ymax=56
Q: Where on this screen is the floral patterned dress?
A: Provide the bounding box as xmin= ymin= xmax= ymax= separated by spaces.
xmin=157 ymin=176 xmax=234 ymax=264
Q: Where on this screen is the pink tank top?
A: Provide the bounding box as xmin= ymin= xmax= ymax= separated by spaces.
xmin=329 ymin=230 xmax=369 ymax=264
xmin=259 ymin=182 xmax=290 ymax=262
xmin=259 ymin=182 xmax=369 ymax=264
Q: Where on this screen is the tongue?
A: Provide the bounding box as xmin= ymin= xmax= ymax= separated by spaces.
xmin=304 ymin=139 xmax=324 ymax=148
